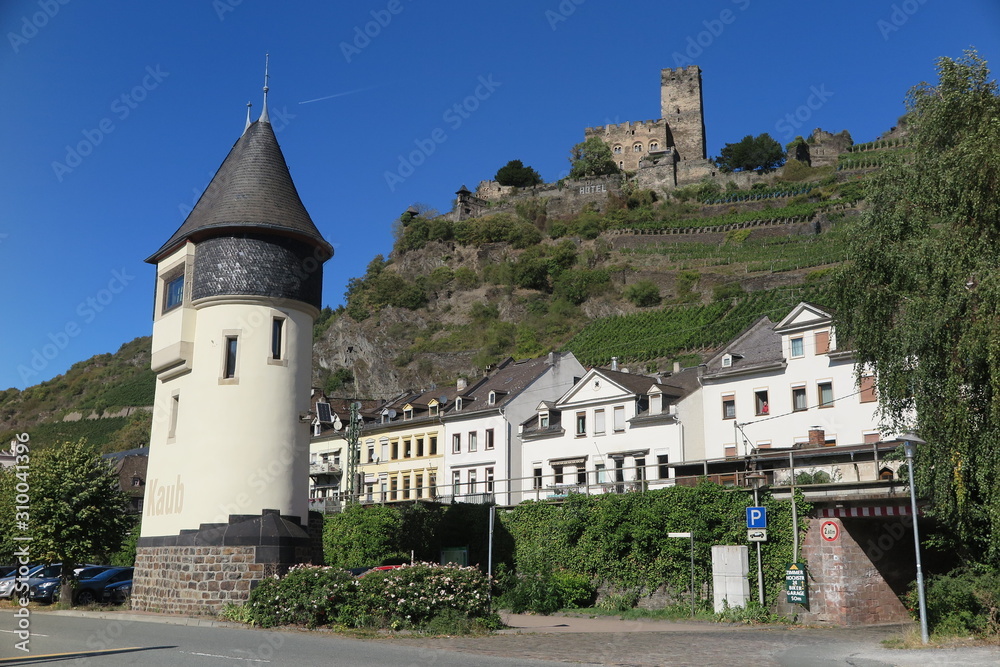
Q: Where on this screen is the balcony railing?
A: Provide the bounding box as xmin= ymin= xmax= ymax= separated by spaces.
xmin=309 ymin=461 xmax=341 ymax=476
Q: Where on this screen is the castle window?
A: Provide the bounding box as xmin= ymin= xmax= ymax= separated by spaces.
xmin=223 ymin=336 xmax=238 ymax=379
xmin=633 ymin=143 xmax=643 ymax=152
xmin=613 ymin=145 xmax=623 ymax=154
xmin=650 ymin=141 xmax=659 ymax=151
xmin=165 ymin=275 xmax=184 ymax=312
xmin=271 ymin=318 xmax=284 ymax=360
xmin=619 ymin=161 xmax=624 ymax=169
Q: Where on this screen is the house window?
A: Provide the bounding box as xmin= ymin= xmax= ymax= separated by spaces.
xmin=595 ymin=463 xmax=607 ymax=484
xmin=380 ymin=440 xmax=389 ymax=461
xmin=657 ymin=454 xmax=669 ymax=479
xmin=455 ymin=397 xmax=463 ymax=411
xmin=815 ymin=330 xmax=830 ymax=355
xmin=486 ymin=467 xmax=494 ymax=493
xmin=429 ymin=473 xmax=437 ymax=497
xmin=452 ymin=434 xmax=461 ymax=453
xmin=818 ymin=381 xmax=834 ymax=408
xmin=271 ymin=318 xmax=284 ymax=360
xmin=754 ymin=390 xmax=769 ymax=416
xmin=533 ymin=467 xmax=543 ymax=490
xmin=613 ymin=406 xmax=625 ymax=432
xmin=724 ymin=444 xmax=737 ymax=458
xmin=429 ymin=435 xmax=438 ymax=455
xmin=415 ymin=473 xmax=423 ymax=498
xmin=223 ymin=336 xmax=238 ymax=379
xmin=168 ymin=393 xmax=179 ymax=439
xmin=790 ymin=337 xmax=804 ymax=358
xmin=553 ymin=465 xmax=564 ymax=484
xmin=164 ymin=275 xmax=184 ymax=312
xmin=576 ymin=411 xmax=587 ymax=436
xmin=390 ymin=477 xmax=398 ymax=501
xmin=757 ymin=441 xmax=772 ymax=450
xmin=468 ymin=469 xmax=477 ymax=493
xmin=635 ymin=457 xmax=646 ymax=482
xmin=576 ymin=467 xmax=586 ymax=484
xmin=452 ymin=471 xmax=461 ymax=497
xmin=391 ymin=440 xmax=399 ymax=460
xmin=416 ymin=437 xmax=424 ymax=458
xmin=539 ymin=413 xmax=549 ymax=428
xmin=863 ymin=432 xmax=881 ymax=444
xmin=468 ymin=432 xmax=478 ymax=452
xmin=485 ymin=428 xmax=495 ymax=450
xmin=722 ymin=355 xmax=733 ymax=368
xmin=403 ymin=408 xmax=413 ymax=420
xmin=402 ymin=475 xmax=411 ymax=500
xmin=488 ymin=391 xmax=496 ymax=404
xmin=722 ymin=395 xmax=736 ymax=420
xmin=792 ymin=386 xmax=807 ymax=411
xmin=860 ymin=375 xmax=877 ymax=403
xmin=404 ymin=439 xmax=412 ymax=458
xmin=132 ymin=476 xmax=142 ymax=487
xmin=595 ymin=409 xmax=606 ymax=435
xmin=430 ymin=403 xmax=439 ymax=417
xmin=367 ymin=445 xmax=375 ymax=463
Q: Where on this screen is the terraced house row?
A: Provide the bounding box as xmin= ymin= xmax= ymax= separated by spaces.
xmin=308 ymin=301 xmax=897 ymax=512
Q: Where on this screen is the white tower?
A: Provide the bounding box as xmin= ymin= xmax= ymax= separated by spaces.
xmin=132 ymin=62 xmax=333 ymax=613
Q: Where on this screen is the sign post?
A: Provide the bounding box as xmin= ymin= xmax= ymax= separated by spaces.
xmin=785 ymin=562 xmax=808 ymax=606
xmin=746 ymin=505 xmax=767 ymax=603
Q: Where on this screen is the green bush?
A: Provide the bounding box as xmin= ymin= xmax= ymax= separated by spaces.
xmin=623 ymin=280 xmax=661 ymax=307
xmin=907 ymin=565 xmax=1000 ymax=638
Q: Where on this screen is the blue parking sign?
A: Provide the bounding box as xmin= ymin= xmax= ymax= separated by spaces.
xmin=747 ymin=506 xmax=767 ymax=529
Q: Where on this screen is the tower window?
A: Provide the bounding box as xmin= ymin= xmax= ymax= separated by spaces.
xmin=165 ymin=275 xmax=184 ymax=312
xmin=271 ymin=318 xmax=284 ymax=360
xmin=168 ymin=392 xmax=179 ymax=439
xmin=223 ymin=336 xmax=238 ymax=379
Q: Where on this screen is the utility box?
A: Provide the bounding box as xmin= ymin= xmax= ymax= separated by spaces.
xmin=712 ymin=545 xmax=750 ymax=612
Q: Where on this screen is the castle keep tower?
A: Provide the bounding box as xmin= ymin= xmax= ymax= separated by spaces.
xmin=660 ymin=65 xmax=706 ymax=161
xmin=132 ymin=70 xmax=333 ymax=613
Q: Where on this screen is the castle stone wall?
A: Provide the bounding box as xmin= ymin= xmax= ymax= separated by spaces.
xmin=584 ymin=119 xmax=669 ymax=172
xmin=661 ymin=66 xmax=706 ymax=161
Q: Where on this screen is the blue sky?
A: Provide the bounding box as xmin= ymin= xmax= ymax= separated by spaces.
xmin=1 ymin=0 xmax=998 ymax=391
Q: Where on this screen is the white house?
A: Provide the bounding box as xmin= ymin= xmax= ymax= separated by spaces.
xmin=518 ymin=364 xmax=701 ymax=501
xmin=697 ymin=303 xmax=882 ymax=466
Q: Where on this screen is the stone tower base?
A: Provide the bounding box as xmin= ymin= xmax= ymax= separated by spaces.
xmin=131 ymin=509 xmax=311 ymax=615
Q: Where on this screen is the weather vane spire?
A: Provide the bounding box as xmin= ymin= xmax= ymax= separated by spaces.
xmin=259 ymin=52 xmax=270 ymax=123
xmin=244 ymin=101 xmax=252 ymax=132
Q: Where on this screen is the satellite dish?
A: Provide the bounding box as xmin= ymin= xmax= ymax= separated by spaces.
xmin=439 ymin=395 xmax=448 ymax=404
xmin=351 ymin=401 xmax=362 ymax=410
xmin=387 ymin=409 xmax=397 ymax=419
xmin=333 ymin=416 xmax=342 ymax=431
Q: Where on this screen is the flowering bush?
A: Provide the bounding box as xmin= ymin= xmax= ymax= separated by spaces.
xmin=241 ymin=562 xmax=499 ymax=632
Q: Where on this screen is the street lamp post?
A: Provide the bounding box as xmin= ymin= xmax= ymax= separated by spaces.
xmin=901 ymin=432 xmax=929 ymax=644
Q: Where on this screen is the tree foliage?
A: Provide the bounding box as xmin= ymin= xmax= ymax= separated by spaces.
xmin=832 ymin=50 xmax=1000 ymax=561
xmin=568 ymin=136 xmax=619 ymax=179
xmin=495 ymin=159 xmax=543 ymax=187
xmin=715 ymin=133 xmax=785 ymax=173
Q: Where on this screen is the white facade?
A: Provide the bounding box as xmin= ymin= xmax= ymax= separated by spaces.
xmin=518 ymin=367 xmax=698 ymax=502
xmin=143 ymin=244 xmax=316 ymax=537
xmin=699 ymin=303 xmax=882 ymax=461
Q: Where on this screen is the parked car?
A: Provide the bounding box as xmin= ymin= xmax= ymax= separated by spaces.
xmin=0 ymin=564 xmax=50 ymax=599
xmin=104 ymin=578 xmax=132 ymax=604
xmin=73 ymin=567 xmax=133 ymax=605
xmin=0 ymin=565 xmax=19 ymax=578
xmin=29 ymin=566 xmax=111 ymax=604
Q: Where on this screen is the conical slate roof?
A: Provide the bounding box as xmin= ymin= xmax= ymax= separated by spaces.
xmin=147 ymin=119 xmax=332 ymax=264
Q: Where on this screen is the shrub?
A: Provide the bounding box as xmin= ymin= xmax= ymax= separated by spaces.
xmin=907 ymin=565 xmax=1000 ymax=638
xmin=453 ymin=267 xmax=479 ymax=289
xmin=624 ymin=280 xmax=661 ymax=307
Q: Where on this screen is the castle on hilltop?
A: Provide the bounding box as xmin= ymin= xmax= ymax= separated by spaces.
xmin=586 ymin=65 xmax=707 ymax=173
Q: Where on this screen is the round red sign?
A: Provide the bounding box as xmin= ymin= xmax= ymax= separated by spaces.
xmin=821 ymin=520 xmax=840 ymax=542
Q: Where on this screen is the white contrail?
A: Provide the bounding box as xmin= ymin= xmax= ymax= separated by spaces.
xmin=298 ymin=84 xmax=382 ymax=104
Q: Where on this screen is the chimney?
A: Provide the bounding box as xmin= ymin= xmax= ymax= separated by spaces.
xmin=457 ymin=377 xmax=467 ymax=391
xmin=672 ymin=361 xmax=681 ymax=374
xmin=611 ymin=357 xmax=618 ymax=371
xmin=808 ymin=427 xmax=825 ymax=448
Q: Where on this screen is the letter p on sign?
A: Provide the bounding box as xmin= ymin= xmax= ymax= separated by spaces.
xmin=747 ymin=506 xmax=767 ymax=529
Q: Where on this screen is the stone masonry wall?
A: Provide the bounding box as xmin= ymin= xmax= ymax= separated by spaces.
xmin=775 ymin=517 xmax=910 ymax=625
xmin=584 ymin=119 xmax=670 ymax=172
xmin=132 ymin=545 xmax=267 ymax=615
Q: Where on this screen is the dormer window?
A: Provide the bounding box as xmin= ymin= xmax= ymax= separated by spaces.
xmin=403 ymin=408 xmax=413 ymax=420
xmin=650 ymin=393 xmax=663 ymax=414
xmin=539 ymin=412 xmax=549 ymax=428
xmin=455 ymin=397 xmax=463 ymax=411
xmin=488 ymin=391 xmax=496 ymax=405
xmin=722 ymin=354 xmax=733 ymax=368
xmin=429 ymin=403 xmax=439 ymax=417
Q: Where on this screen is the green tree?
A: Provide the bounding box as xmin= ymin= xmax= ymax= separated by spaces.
xmin=832 ymin=50 xmax=1000 ymax=561
xmin=624 ymin=280 xmax=661 ymax=307
xmin=495 ymin=159 xmax=543 ymax=187
xmin=715 ymin=133 xmax=785 ymax=173
xmin=568 ymin=136 xmax=619 ymax=179
xmin=27 ymin=439 xmax=131 ymax=601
